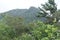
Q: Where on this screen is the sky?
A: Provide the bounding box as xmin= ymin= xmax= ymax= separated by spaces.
xmin=0 ymin=0 xmax=60 ymax=13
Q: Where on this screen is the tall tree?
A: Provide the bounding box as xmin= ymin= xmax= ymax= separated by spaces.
xmin=38 ymin=0 xmax=57 ymax=24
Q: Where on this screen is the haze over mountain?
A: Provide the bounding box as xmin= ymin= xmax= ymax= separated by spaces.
xmin=0 ymin=7 xmax=47 ymax=23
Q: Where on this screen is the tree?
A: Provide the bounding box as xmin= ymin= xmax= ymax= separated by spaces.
xmin=53 ymin=10 xmax=60 ymax=27
xmin=29 ymin=21 xmax=58 ymax=40
xmin=38 ymin=0 xmax=57 ymax=24
xmin=1 ymin=14 xmax=30 ymax=36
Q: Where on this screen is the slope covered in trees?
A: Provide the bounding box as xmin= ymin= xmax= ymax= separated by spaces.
xmin=0 ymin=0 xmax=60 ymax=40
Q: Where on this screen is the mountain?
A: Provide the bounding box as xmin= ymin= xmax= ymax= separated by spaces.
xmin=0 ymin=7 xmax=47 ymax=23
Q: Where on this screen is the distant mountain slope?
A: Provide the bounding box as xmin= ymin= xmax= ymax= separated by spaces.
xmin=0 ymin=7 xmax=47 ymax=23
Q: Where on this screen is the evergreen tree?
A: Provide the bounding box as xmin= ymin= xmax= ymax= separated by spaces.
xmin=38 ymin=0 xmax=57 ymax=24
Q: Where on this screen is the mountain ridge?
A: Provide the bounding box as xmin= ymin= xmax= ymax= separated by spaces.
xmin=0 ymin=6 xmax=46 ymax=23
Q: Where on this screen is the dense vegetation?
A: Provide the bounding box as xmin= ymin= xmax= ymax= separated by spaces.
xmin=0 ymin=0 xmax=60 ymax=40
xmin=0 ymin=16 xmax=59 ymax=40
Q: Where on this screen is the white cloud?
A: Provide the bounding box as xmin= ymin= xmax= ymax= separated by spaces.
xmin=0 ymin=0 xmax=60 ymax=13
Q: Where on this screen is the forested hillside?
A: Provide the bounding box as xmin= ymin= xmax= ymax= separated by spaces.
xmin=0 ymin=0 xmax=60 ymax=40
xmin=0 ymin=7 xmax=40 ymax=23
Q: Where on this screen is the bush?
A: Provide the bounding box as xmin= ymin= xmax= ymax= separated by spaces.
xmin=29 ymin=21 xmax=58 ymax=40
xmin=14 ymin=33 xmax=35 ymax=40
xmin=0 ymin=15 xmax=59 ymax=40
xmin=0 ymin=23 xmax=14 ymax=40
xmin=0 ymin=15 xmax=31 ymax=40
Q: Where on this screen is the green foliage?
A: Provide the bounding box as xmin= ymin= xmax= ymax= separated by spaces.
xmin=38 ymin=0 xmax=57 ymax=24
xmin=1 ymin=14 xmax=29 ymax=35
xmin=18 ymin=33 xmax=35 ymax=40
xmin=29 ymin=21 xmax=59 ymax=40
xmin=0 ymin=0 xmax=60 ymax=40
xmin=0 ymin=23 xmax=14 ymax=40
xmin=1 ymin=14 xmax=60 ymax=40
xmin=0 ymin=14 xmax=30 ymax=40
xmin=39 ymin=0 xmax=57 ymax=15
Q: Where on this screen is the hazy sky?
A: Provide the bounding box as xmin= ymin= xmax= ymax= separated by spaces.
xmin=0 ymin=0 xmax=60 ymax=13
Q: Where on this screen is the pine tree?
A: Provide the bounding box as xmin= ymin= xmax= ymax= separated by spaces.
xmin=38 ymin=0 xmax=57 ymax=24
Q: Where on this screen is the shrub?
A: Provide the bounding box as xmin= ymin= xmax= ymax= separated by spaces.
xmin=29 ymin=21 xmax=58 ymax=40
xmin=14 ymin=33 xmax=35 ymax=40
